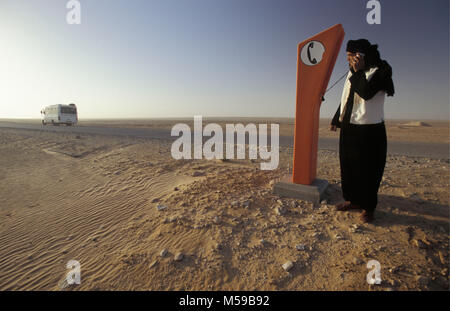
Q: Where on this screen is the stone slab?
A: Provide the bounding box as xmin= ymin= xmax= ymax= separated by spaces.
xmin=273 ymin=175 xmax=329 ymax=205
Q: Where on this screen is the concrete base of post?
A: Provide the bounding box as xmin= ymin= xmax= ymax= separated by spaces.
xmin=273 ymin=175 xmax=329 ymax=205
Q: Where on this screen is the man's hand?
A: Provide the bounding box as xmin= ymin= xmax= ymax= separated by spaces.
xmin=351 ymin=53 xmax=365 ymax=72
xmin=330 ymin=125 xmax=337 ymax=132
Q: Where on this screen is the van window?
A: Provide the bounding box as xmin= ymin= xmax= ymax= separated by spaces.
xmin=61 ymin=107 xmax=77 ymax=114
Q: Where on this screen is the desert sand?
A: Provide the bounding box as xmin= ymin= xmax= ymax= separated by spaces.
xmin=0 ymin=119 xmax=448 ymax=291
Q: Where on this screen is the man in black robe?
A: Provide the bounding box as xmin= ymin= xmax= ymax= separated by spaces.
xmin=330 ymin=39 xmax=395 ymax=223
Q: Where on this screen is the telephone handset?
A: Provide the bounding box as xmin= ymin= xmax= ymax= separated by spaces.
xmin=307 ymin=42 xmax=317 ymax=64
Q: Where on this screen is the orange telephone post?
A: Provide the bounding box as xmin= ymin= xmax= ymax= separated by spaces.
xmin=293 ymin=24 xmax=345 ymax=185
xmin=274 ymin=24 xmax=344 ymax=204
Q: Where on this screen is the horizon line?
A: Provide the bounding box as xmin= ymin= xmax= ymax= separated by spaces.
xmin=1 ymin=117 xmax=449 ymax=122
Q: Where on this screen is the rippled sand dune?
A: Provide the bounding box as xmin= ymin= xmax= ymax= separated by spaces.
xmin=0 ymin=124 xmax=448 ymax=291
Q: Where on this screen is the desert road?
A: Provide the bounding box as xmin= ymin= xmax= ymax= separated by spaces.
xmin=0 ymin=121 xmax=448 ymax=159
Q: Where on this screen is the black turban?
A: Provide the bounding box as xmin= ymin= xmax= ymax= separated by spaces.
xmin=346 ymin=38 xmax=382 ymax=68
xmin=346 ymin=39 xmax=372 ymax=54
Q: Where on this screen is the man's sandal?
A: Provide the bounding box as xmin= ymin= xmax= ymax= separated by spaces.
xmin=336 ymin=201 xmax=362 ymax=211
xmin=360 ymin=210 xmax=375 ymax=223
xmin=335 ymin=201 xmax=351 ymax=210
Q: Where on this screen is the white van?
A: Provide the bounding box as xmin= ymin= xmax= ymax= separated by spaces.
xmin=41 ymin=104 xmax=78 ymax=126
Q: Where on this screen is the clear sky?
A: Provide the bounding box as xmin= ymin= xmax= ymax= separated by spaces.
xmin=1 ymin=0 xmax=448 ymax=120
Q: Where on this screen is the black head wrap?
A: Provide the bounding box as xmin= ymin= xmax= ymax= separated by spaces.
xmin=346 ymin=39 xmax=371 ymax=54
xmin=346 ymin=38 xmax=381 ymax=68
